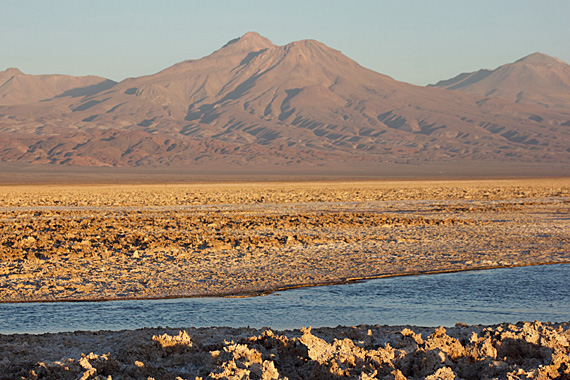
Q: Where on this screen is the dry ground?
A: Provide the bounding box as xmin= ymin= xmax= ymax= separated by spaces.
xmin=0 ymin=179 xmax=569 ymax=302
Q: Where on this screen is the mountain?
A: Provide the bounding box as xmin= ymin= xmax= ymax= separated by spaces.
xmin=0 ymin=33 xmax=569 ymax=170
xmin=0 ymin=68 xmax=116 ymax=106
xmin=430 ymin=53 xmax=570 ymax=109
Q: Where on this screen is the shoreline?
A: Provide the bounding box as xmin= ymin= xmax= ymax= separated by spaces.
xmin=2 ymin=261 xmax=569 ymax=304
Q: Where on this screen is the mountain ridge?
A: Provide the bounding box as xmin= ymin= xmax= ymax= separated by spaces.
xmin=1 ymin=33 xmax=569 ymax=170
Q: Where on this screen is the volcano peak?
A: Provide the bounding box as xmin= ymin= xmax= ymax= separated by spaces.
xmin=220 ymin=31 xmax=274 ymax=52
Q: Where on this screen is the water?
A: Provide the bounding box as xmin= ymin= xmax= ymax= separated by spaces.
xmin=1 ymin=264 xmax=568 ymax=334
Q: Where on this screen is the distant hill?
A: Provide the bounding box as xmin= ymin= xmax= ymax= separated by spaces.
xmin=0 ymin=68 xmax=116 ymax=106
xmin=430 ymin=52 xmax=570 ymax=109
xmin=0 ymin=33 xmax=569 ymax=170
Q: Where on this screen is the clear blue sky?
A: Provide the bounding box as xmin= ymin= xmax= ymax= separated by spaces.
xmin=2 ymin=0 xmax=569 ymax=85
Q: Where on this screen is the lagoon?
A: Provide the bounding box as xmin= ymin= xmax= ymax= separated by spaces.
xmin=1 ymin=264 xmax=568 ymax=334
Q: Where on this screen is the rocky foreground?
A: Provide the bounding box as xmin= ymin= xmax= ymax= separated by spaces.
xmin=1 ymin=321 xmax=569 ymax=379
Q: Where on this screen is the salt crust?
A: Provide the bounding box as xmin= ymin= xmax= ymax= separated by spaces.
xmin=1 ymin=321 xmax=569 ymax=379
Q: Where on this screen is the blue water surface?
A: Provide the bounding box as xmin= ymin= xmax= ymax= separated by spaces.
xmin=1 ymin=264 xmax=568 ymax=334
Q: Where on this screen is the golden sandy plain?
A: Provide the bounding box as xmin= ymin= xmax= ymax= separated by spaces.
xmin=0 ymin=178 xmax=569 ymax=303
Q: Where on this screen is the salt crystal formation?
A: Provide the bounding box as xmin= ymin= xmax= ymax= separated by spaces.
xmin=1 ymin=321 xmax=568 ymax=379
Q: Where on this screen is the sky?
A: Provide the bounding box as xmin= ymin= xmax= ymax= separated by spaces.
xmin=2 ymin=0 xmax=569 ymax=86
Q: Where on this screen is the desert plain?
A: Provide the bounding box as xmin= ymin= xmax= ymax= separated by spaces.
xmin=1 ymin=178 xmax=569 ymax=379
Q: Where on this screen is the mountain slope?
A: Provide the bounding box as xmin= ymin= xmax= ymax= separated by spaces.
xmin=0 ymin=34 xmax=569 ymax=169
xmin=430 ymin=53 xmax=570 ymax=109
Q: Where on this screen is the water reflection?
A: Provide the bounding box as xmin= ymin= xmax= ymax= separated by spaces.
xmin=1 ymin=264 xmax=568 ymax=334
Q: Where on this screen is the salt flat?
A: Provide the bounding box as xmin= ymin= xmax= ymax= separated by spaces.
xmin=1 ymin=179 xmax=570 ymax=379
xmin=0 ymin=179 xmax=568 ymax=302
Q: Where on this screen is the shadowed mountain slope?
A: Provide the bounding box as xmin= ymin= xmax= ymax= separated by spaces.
xmin=1 ymin=34 xmax=569 ymax=170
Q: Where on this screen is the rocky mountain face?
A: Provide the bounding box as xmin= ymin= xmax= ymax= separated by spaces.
xmin=1 ymin=32 xmax=569 ymax=169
